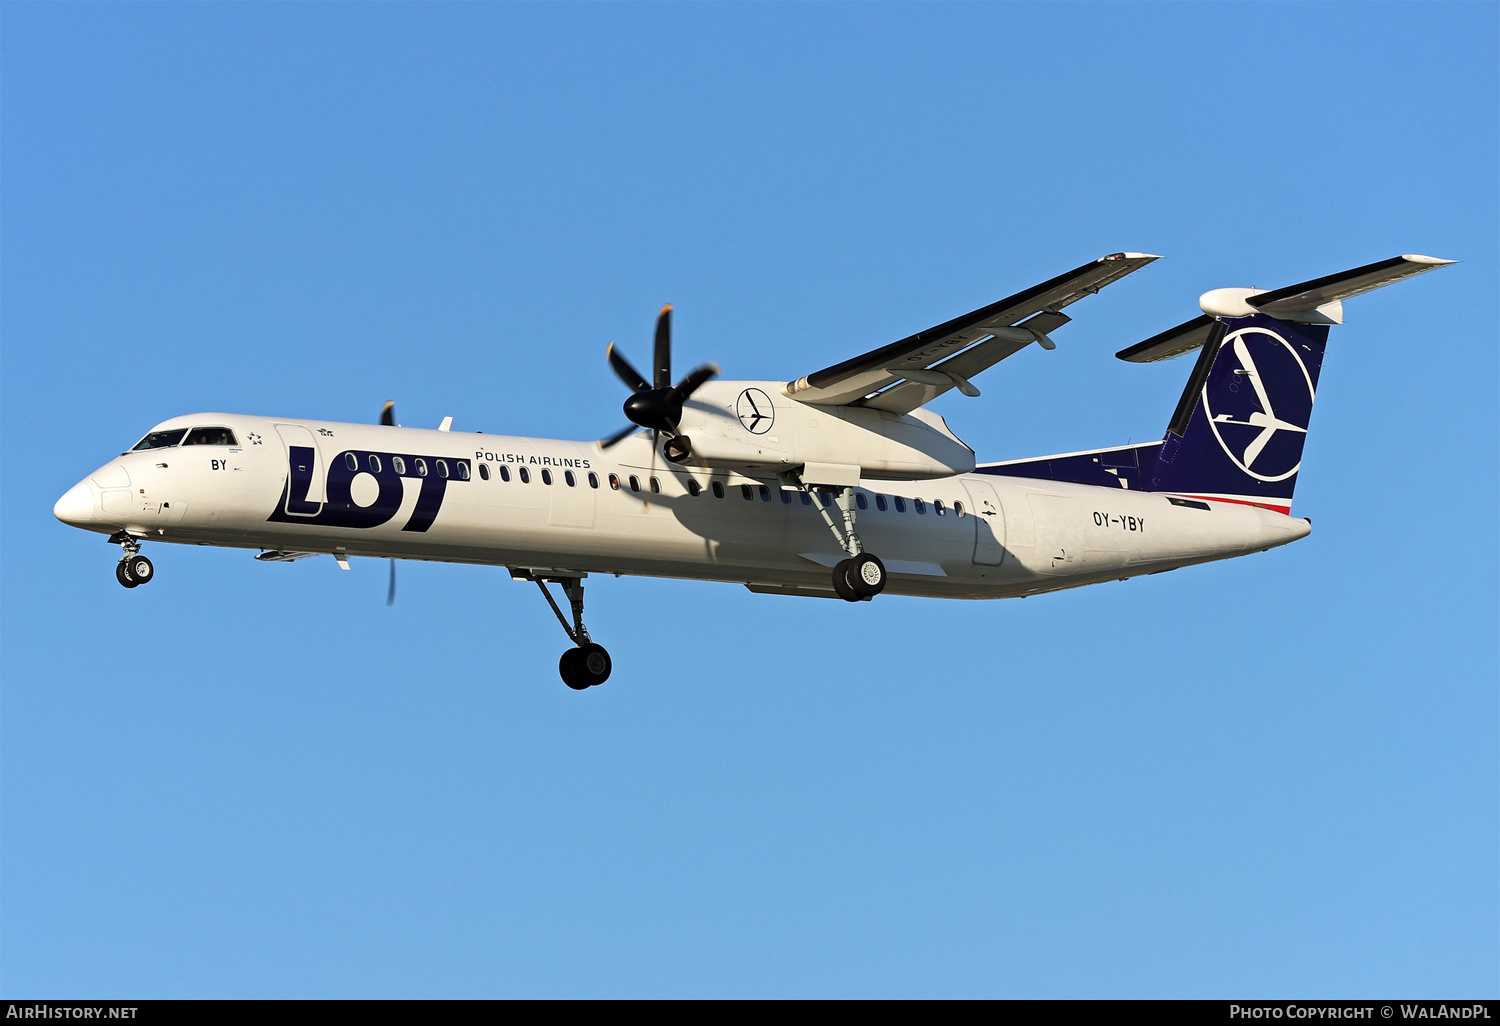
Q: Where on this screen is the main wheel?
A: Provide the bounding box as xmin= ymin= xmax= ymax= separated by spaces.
xmin=115 ymin=562 xmax=140 ymax=589
xmin=559 ymin=643 xmax=612 ymax=689
xmin=849 ymin=553 xmax=886 ymax=597
xmin=122 ymin=554 xmax=153 ymax=586
xmin=831 ymin=558 xmax=861 ymax=602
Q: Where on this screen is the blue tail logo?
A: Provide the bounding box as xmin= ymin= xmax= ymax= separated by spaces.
xmin=1150 ymin=313 xmax=1328 ymax=510
xmin=1201 ymin=325 xmax=1316 ymax=483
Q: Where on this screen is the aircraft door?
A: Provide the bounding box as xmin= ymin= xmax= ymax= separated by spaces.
xmin=273 ymin=424 xmax=324 ymax=517
xmin=961 ymin=478 xmax=1006 ymax=565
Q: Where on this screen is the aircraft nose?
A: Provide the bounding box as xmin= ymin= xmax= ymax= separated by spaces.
xmin=54 ymin=480 xmax=98 ymax=527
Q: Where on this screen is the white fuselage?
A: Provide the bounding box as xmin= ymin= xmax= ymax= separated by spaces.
xmin=54 ymin=411 xmax=1310 ymax=599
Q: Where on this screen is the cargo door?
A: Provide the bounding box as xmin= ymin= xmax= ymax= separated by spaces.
xmin=961 ymin=478 xmax=1007 ymax=565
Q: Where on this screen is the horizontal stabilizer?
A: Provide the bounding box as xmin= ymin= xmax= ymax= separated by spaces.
xmin=1249 ymin=254 xmax=1455 ymax=321
xmin=1116 ymin=314 xmax=1215 ymax=363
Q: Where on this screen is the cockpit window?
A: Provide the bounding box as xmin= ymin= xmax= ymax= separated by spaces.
xmin=131 ymin=429 xmax=189 ymax=451
xmin=182 ymin=427 xmax=238 ymax=446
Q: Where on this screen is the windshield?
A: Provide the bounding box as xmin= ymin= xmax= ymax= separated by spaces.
xmin=131 ymin=429 xmax=189 ymax=451
xmin=182 ymin=426 xmax=238 ymax=446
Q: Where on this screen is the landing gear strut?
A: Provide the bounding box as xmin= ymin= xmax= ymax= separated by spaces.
xmin=785 ymin=472 xmax=887 ymax=602
xmin=519 ymin=571 xmax=612 ymax=690
xmin=109 ymin=532 xmax=154 ymax=589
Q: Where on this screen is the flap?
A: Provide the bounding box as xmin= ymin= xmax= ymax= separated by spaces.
xmin=785 ymin=253 xmax=1158 ymax=409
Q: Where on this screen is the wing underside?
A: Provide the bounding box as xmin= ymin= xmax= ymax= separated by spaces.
xmin=785 ymin=253 xmax=1158 ymax=413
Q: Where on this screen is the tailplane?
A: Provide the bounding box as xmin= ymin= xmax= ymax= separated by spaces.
xmin=1117 ymin=255 xmax=1454 ymax=513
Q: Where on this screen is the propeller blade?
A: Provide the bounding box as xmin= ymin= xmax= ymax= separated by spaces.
xmin=653 ymin=304 xmax=672 ymax=388
xmin=599 ymin=424 xmax=638 ymax=448
xmin=671 ymin=362 xmax=720 ymax=400
xmin=608 ymin=343 xmax=651 ymax=393
xmin=386 ymin=558 xmax=396 ymax=606
xmin=380 ymin=400 xmax=395 ymax=426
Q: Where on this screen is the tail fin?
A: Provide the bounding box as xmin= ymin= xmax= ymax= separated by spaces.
xmin=1117 ymin=255 xmax=1454 ymax=513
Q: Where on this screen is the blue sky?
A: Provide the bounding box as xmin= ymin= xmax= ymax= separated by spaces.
xmin=2 ymin=2 xmax=1495 ymax=998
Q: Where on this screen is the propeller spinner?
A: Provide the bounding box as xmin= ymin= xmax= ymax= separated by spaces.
xmin=600 ymin=305 xmax=719 ymax=451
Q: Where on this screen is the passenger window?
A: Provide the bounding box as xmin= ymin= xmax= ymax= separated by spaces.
xmin=914 ymin=498 xmax=926 ymax=514
xmin=741 ymin=484 xmax=753 ymax=500
xmin=345 ymin=452 xmax=359 ymax=471
xmin=478 ymin=463 xmax=490 ymax=481
xmin=876 ymin=494 xmax=887 ymax=512
xmin=437 ymin=460 xmax=450 ymax=479
xmin=712 ymin=481 xmax=725 ymax=498
xmin=609 ymin=473 xmax=620 ymax=490
xmin=800 ymin=491 xmax=811 ymax=505
xmin=954 ymin=501 xmax=965 ymax=517
xmin=499 ymin=465 xmax=511 ymax=482
xmin=131 ymin=428 xmax=188 ymax=451
xmin=894 ymin=496 xmax=906 ymax=512
xmin=541 ymin=468 xmax=552 ymax=485
xmin=650 ymin=477 xmax=661 ymax=493
xmin=629 ymin=475 xmax=640 ymax=492
xmin=855 ymin=492 xmax=867 ymax=510
xmin=565 ymin=470 xmax=576 ymax=487
xmin=393 ymin=456 xmax=407 ymax=475
xmin=368 ymin=455 xmax=382 ymax=473
xmin=456 ymin=462 xmax=470 ymax=480
xmin=819 ymin=492 xmax=833 ymax=508
xmin=759 ymin=485 xmax=771 ymax=501
xmin=588 ymin=472 xmax=599 ymax=489
xmin=780 ymin=489 xmax=791 ymax=504
xmin=182 ymin=426 xmax=238 ymax=446
xmin=416 ymin=458 xmax=429 ymax=477
xmin=687 ymin=479 xmax=701 ymax=496
xmin=934 ymin=499 xmax=945 ymax=516
xmin=518 ymin=467 xmax=530 ymax=483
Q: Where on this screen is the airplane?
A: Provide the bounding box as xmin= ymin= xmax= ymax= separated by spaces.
xmin=53 ymin=252 xmax=1453 ymax=690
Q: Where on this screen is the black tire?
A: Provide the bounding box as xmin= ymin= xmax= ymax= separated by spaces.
xmin=116 ymin=562 xmax=140 ymax=589
xmin=831 ymin=558 xmax=861 ymax=602
xmin=122 ymin=554 xmax=153 ymax=585
xmin=849 ymin=553 xmax=886 ymax=597
xmin=559 ymin=648 xmax=590 ymax=690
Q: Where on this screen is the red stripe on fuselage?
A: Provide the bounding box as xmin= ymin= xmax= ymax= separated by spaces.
xmin=1180 ymin=494 xmax=1292 ymax=515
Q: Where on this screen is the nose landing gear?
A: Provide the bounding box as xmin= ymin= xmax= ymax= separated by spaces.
xmin=109 ymin=532 xmax=154 ymax=589
xmin=516 ymin=570 xmax=613 ymax=690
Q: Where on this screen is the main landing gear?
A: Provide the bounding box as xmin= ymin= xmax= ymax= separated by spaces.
xmin=786 ymin=472 xmax=887 ymax=603
xmin=520 ymin=571 xmax=613 ymax=691
xmin=110 ymin=532 xmax=154 ymax=589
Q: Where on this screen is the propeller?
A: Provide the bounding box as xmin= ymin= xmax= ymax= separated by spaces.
xmin=600 ymin=305 xmax=719 ymax=451
xmin=380 ymin=399 xmax=396 ymax=604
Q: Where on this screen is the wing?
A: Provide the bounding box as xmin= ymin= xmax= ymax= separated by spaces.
xmin=784 ymin=253 xmax=1158 ymax=413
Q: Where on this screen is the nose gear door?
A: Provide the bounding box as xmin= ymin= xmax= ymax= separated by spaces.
xmin=961 ymin=477 xmax=1007 ymax=565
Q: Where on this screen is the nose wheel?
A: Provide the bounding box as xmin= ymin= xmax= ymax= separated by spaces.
xmin=109 ymin=533 xmax=154 ymax=589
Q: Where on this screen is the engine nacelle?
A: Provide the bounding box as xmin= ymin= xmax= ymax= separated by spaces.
xmin=673 ymin=380 xmax=975 ymax=480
